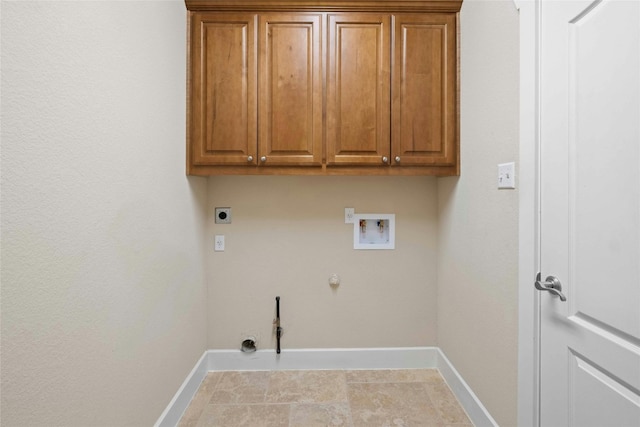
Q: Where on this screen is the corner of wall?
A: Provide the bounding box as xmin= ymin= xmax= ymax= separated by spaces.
xmin=437 ymin=0 xmax=520 ymax=425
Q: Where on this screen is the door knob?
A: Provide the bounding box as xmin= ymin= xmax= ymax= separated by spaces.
xmin=395 ymin=156 xmax=401 ymax=163
xmin=260 ymin=156 xmax=267 ymax=162
xmin=535 ymin=273 xmax=567 ymax=301
xmin=247 ymin=156 xmax=254 ymax=162
xmin=382 ymin=156 xmax=389 ymax=164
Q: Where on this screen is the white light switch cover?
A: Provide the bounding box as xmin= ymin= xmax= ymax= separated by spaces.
xmin=498 ymin=162 xmax=516 ymax=189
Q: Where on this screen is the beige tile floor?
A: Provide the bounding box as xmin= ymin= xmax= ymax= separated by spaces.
xmin=178 ymin=369 xmax=474 ymax=427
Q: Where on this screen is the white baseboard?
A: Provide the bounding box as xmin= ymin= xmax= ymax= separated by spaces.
xmin=155 ymin=347 xmax=496 ymax=427
xmin=206 ymin=346 xmax=439 ymax=371
xmin=436 ymin=348 xmax=499 ymax=427
xmin=154 ymin=351 xmax=209 ymax=427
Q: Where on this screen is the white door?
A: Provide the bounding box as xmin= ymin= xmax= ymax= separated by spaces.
xmin=539 ymin=0 xmax=640 ymax=426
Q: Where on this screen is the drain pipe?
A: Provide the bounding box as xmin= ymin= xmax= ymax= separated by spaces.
xmin=275 ymin=296 xmax=282 ymax=354
xmin=241 ymin=337 xmax=256 ymax=353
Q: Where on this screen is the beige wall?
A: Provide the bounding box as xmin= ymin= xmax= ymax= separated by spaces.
xmin=205 ymin=4 xmax=521 ymax=425
xmin=206 ymin=176 xmax=439 ymax=349
xmin=438 ymin=1 xmax=520 ymax=426
xmin=1 ymin=0 xmax=520 ymax=425
xmin=0 ymin=1 xmax=208 ymax=426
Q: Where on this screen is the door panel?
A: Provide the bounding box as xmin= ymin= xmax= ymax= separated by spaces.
xmin=392 ymin=14 xmax=457 ymax=166
xmin=540 ymin=0 xmax=640 ymax=425
xmin=259 ymin=14 xmax=322 ymax=166
xmin=190 ymin=13 xmax=257 ymax=165
xmin=569 ymin=0 xmax=640 ymax=337
xmin=327 ymin=14 xmax=391 ymax=165
xmin=570 ymin=352 xmax=640 ymax=427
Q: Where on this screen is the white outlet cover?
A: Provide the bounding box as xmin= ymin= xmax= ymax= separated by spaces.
xmin=214 ymin=235 xmax=225 ymax=251
xmin=345 ymin=208 xmax=355 ymax=224
xmin=498 ymin=162 xmax=516 ymax=189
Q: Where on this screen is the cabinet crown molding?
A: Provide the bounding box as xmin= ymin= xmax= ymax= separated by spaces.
xmin=185 ymin=0 xmax=462 ymax=13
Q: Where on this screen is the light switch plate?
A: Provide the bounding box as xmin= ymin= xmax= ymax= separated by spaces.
xmin=498 ymin=162 xmax=516 ymax=189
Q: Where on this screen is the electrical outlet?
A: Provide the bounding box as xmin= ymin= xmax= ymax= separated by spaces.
xmin=345 ymin=207 xmax=355 ymax=224
xmin=214 ymin=235 xmax=225 ymax=251
xmin=215 ymin=207 xmax=231 ymax=224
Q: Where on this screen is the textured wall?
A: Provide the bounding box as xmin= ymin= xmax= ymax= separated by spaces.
xmin=0 ymin=1 xmax=208 ymax=426
xmin=437 ymin=1 xmax=520 ymax=426
xmin=2 ymin=0 xmax=520 ymax=425
xmin=206 ymin=176 xmax=438 ymax=350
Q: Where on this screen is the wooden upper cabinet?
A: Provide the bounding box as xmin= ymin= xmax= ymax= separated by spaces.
xmin=327 ymin=14 xmax=391 ymax=166
xmin=185 ymin=1 xmax=462 ymax=176
xmin=188 ymin=12 xmax=257 ymax=168
xmin=259 ymin=14 xmax=322 ymax=166
xmin=392 ymin=14 xmax=457 ymax=168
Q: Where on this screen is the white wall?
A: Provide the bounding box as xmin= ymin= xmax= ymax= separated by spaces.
xmin=0 ymin=1 xmax=208 ymax=425
xmin=206 ymin=176 xmax=439 ymax=349
xmin=437 ymin=1 xmax=520 ymax=426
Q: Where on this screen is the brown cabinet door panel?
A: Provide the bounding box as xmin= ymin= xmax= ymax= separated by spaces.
xmin=327 ymin=14 xmax=391 ymax=166
xmin=392 ymin=14 xmax=457 ymax=167
xmin=189 ymin=13 xmax=258 ymax=166
xmin=259 ymin=14 xmax=322 ymax=166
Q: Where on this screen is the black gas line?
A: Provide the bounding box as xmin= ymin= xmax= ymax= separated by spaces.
xmin=275 ymin=296 xmax=282 ymax=354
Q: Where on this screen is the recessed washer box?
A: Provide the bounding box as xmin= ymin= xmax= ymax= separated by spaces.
xmin=215 ymin=207 xmax=231 ymax=224
xmin=353 ymin=214 xmax=395 ymax=250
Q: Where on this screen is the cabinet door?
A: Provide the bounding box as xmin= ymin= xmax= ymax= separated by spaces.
xmin=327 ymin=14 xmax=391 ymax=166
xmin=392 ymin=14 xmax=457 ymax=167
xmin=259 ymin=14 xmax=322 ymax=166
xmin=189 ymin=13 xmax=257 ymax=166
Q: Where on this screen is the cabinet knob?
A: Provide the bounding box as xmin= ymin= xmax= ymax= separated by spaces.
xmin=247 ymin=156 xmax=254 ymax=162
xmin=395 ymin=156 xmax=401 ymax=163
xmin=260 ymin=156 xmax=267 ymax=162
xmin=382 ymin=156 xmax=389 ymax=164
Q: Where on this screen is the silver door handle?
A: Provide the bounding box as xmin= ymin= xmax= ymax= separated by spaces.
xmin=535 ymin=273 xmax=567 ymax=301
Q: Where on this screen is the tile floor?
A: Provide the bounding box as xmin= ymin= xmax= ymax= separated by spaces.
xmin=178 ymin=369 xmax=474 ymax=427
